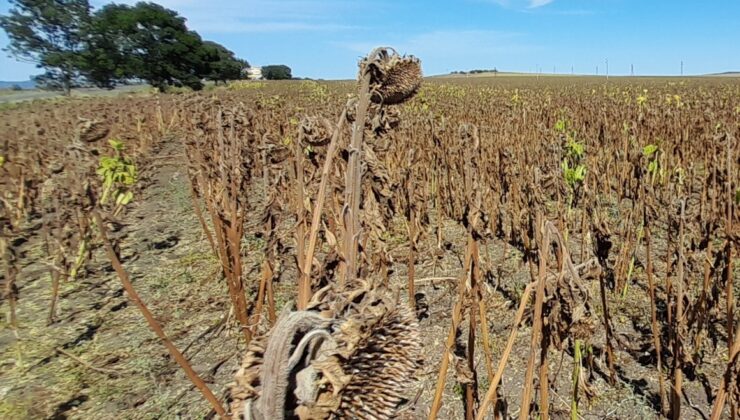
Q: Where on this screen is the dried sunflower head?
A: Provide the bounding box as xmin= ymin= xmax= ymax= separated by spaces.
xmin=299 ymin=280 xmax=423 ymax=419
xmin=361 ymin=48 xmax=422 ymax=105
xmin=230 ymin=281 xmax=422 ymax=420
xmin=76 ymin=118 xmax=110 ymax=143
xmin=299 ymin=116 xmax=333 ymax=146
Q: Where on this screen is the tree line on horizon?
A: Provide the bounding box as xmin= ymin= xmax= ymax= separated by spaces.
xmin=0 ymin=0 xmax=292 ymax=94
xmin=450 ymin=68 xmax=499 ymax=75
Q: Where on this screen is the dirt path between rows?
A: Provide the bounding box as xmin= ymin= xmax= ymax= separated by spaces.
xmin=1 ymin=139 xmax=243 ymax=419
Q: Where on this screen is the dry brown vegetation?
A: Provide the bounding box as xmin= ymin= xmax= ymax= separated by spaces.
xmin=1 ymin=50 xmax=739 ymax=419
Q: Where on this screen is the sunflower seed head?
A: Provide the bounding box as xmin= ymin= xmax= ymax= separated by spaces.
xmin=361 ymin=48 xmax=422 ymax=105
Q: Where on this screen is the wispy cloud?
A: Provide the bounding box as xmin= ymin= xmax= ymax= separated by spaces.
xmin=89 ymin=0 xmax=363 ymax=34
xmin=528 ymin=0 xmax=554 ymax=8
xmin=485 ymin=0 xmax=555 ymax=9
xmin=522 ymin=8 xmax=595 ymax=16
xmin=186 ymin=19 xmax=357 ymax=34
xmin=482 ymin=0 xmax=593 ymax=15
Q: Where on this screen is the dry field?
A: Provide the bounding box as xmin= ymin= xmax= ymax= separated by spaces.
xmin=1 ymin=51 xmax=739 ymax=419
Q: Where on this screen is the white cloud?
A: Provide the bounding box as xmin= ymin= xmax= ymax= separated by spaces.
xmin=528 ymin=0 xmax=554 ymax=8
xmin=484 ymin=0 xmax=555 ymax=9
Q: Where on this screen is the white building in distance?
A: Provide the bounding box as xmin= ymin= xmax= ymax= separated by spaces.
xmin=245 ymin=66 xmax=263 ymax=80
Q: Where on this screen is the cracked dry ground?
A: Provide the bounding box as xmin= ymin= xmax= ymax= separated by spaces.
xmin=1 ymin=139 xmax=733 ymax=420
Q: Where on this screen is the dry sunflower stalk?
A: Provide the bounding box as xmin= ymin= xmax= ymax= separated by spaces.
xmin=344 ymin=47 xmax=422 ymax=285
xmin=229 ymin=48 xmax=424 ymax=420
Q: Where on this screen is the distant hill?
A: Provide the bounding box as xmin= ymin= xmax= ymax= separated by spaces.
xmin=0 ymin=80 xmax=36 ymax=89
xmin=703 ymin=72 xmax=740 ymax=77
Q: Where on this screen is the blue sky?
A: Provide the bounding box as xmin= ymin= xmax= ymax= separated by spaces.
xmin=1 ymin=0 xmax=740 ymax=80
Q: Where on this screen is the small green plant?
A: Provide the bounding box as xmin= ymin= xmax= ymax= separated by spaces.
xmin=97 ymin=139 xmax=136 ymax=215
xmin=557 ymin=118 xmax=585 ymax=161
xmin=667 ymin=94 xmax=682 ymax=108
xmin=561 ymin=129 xmax=587 ymax=207
xmin=565 ymin=137 xmax=585 ymax=161
xmin=300 ymin=80 xmax=329 ymax=101
xmin=642 ymin=143 xmax=665 ymax=185
xmin=562 ymin=160 xmax=586 ymax=188
xmin=70 ymin=139 xmax=137 ymax=281
xmin=558 ymin=123 xmax=587 ymax=241
xmin=256 ymin=94 xmax=283 ymax=109
xmin=511 ymin=88 xmax=520 ymax=104
xmin=636 ymin=89 xmax=648 ymax=109
xmin=554 ymin=118 xmax=567 ymax=133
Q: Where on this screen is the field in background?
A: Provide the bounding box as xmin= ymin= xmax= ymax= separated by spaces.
xmin=0 ymin=84 xmax=150 ymax=105
xmin=2 ymin=71 xmax=739 ymax=104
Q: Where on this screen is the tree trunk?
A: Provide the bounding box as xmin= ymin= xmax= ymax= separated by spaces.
xmin=152 ymin=80 xmax=167 ymax=93
xmin=62 ymin=70 xmax=72 ymax=96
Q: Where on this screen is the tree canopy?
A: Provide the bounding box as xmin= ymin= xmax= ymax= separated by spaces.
xmin=1 ymin=0 xmax=254 ymax=93
xmin=86 ymin=2 xmax=213 ymax=91
xmin=0 ymin=0 xmax=92 ymax=94
xmin=203 ymin=41 xmax=248 ymax=84
xmin=262 ymin=65 xmax=292 ymax=80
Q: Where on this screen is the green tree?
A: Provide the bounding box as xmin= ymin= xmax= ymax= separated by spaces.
xmin=78 ymin=3 xmax=131 ymax=89
xmin=202 ymin=41 xmax=248 ymax=84
xmin=262 ymin=64 xmax=292 ymax=80
xmin=0 ymin=0 xmax=92 ymax=95
xmin=84 ymin=2 xmax=211 ymax=91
